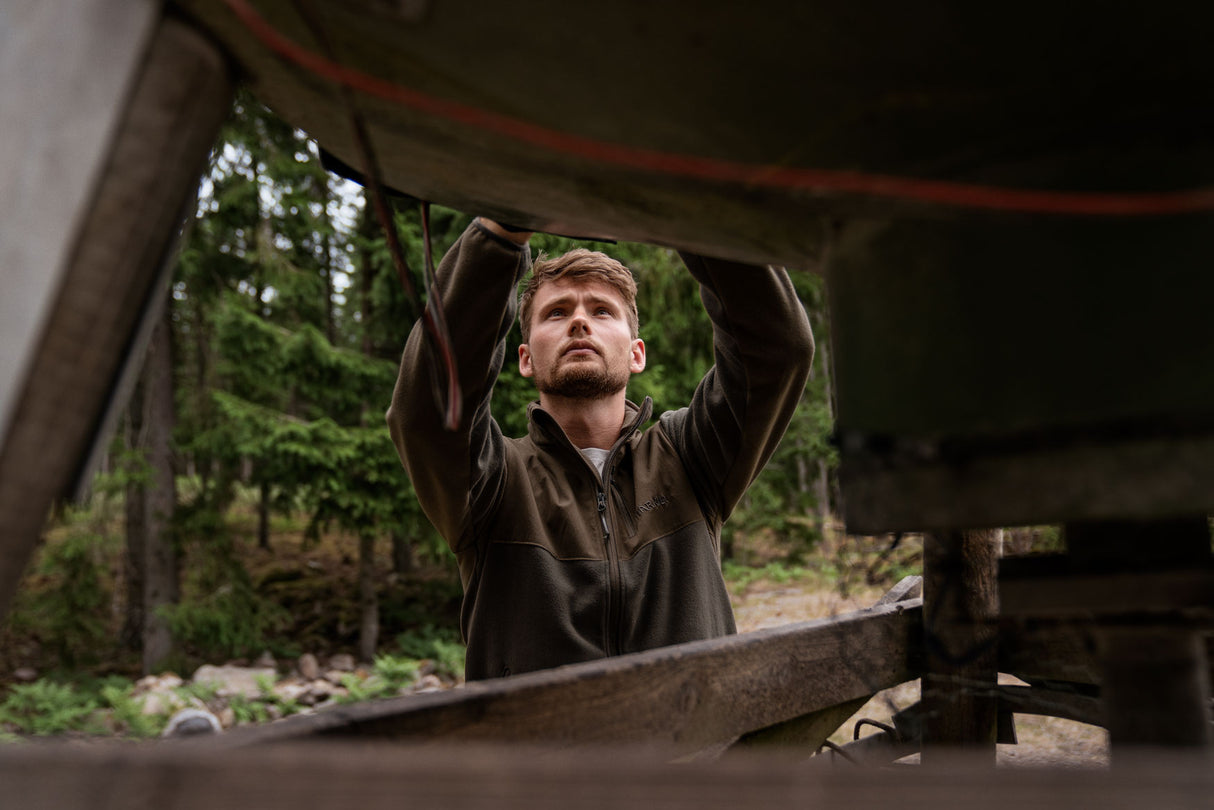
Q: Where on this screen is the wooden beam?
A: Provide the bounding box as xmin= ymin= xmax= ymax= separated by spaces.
xmin=206 ymin=599 xmax=922 ymax=755
xmin=734 ymin=577 xmax=925 ymax=752
xmin=733 ymin=697 xmax=869 ymax=751
xmin=999 ymin=618 xmax=1101 ymax=687
xmin=838 ymin=432 xmax=1214 ymax=535
xmin=0 ymin=11 xmax=233 ymax=618
xmin=3 ymin=741 xmax=1213 ymax=810
xmin=1000 ymin=555 xmax=1214 ymax=618
xmin=0 ymin=0 xmax=157 ymax=445
xmin=997 ymin=684 xmax=1103 ymax=728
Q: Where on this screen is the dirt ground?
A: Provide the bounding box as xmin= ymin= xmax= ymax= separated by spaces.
xmin=730 ymin=578 xmax=1109 ymax=768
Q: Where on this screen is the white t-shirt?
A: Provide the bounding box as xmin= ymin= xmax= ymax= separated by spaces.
xmin=580 ymin=447 xmax=610 ymax=477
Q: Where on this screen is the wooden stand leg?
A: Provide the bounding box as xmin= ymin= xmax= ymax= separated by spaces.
xmin=1066 ymin=517 xmax=1213 ymax=753
xmin=1099 ymin=626 xmax=1212 ymax=750
xmin=921 ymin=529 xmax=1001 ymax=763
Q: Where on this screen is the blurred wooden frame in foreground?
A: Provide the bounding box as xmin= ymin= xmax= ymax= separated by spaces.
xmin=4 ymin=740 xmax=1212 ymax=809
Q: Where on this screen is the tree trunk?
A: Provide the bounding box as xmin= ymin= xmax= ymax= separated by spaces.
xmin=258 ymin=480 xmax=271 ymax=550
xmin=321 ymin=182 xmax=336 ymax=345
xmin=391 ymin=531 xmax=415 ymax=575
xmin=814 ymin=319 xmax=838 ymax=529
xmin=121 ymin=405 xmax=146 ymax=653
xmin=358 ymin=533 xmax=379 ymax=662
xmin=141 ymin=309 xmax=179 ymax=673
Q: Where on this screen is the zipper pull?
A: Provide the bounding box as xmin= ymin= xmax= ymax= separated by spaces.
xmin=596 ymin=489 xmax=610 ymax=540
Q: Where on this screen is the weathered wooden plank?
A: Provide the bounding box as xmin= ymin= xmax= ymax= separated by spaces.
xmin=733 ymin=577 xmax=924 ymax=753
xmin=1000 ymin=556 xmax=1214 ymax=618
xmin=733 ymin=697 xmax=868 ymax=751
xmin=838 ymin=432 xmax=1214 ymax=534
xmin=0 ymin=13 xmax=233 ymax=619
xmin=0 ymin=0 xmax=156 ymax=444
xmin=997 ymin=684 xmax=1103 ymax=728
xmin=999 ymin=616 xmax=1214 ymax=725
xmin=999 ymin=619 xmax=1101 ymax=687
xmin=4 ymin=741 xmax=1213 ymax=810
xmin=207 ymin=599 xmax=922 ymax=754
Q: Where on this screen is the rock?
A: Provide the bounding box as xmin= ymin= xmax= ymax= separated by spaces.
xmin=298 ymin=653 xmax=320 ymax=680
xmin=273 ymin=680 xmax=310 ymax=703
xmin=299 ymin=679 xmax=339 ymax=705
xmin=327 ymin=653 xmax=356 ymax=672
xmin=412 ymin=674 xmax=444 ymax=693
xmin=133 ymin=673 xmax=189 ymax=716
xmin=192 ymin=664 xmax=277 ymax=698
xmin=163 ymin=707 xmax=222 ymax=738
xmin=138 ymin=689 xmax=186 ymax=717
xmin=253 ymin=650 xmax=276 ymax=669
xmin=134 ymin=673 xmax=183 ymax=694
xmin=12 ymin=667 xmax=37 ymax=682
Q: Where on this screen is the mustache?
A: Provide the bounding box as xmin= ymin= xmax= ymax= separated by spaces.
xmin=560 ymin=339 xmax=601 ymax=355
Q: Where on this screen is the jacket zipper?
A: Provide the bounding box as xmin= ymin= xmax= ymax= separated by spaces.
xmin=597 ymin=486 xmax=621 ymax=657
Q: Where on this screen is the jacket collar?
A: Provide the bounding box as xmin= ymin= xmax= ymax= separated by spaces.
xmin=527 ymin=397 xmax=653 ymax=455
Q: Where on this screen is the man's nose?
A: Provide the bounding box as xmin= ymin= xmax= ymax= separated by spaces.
xmin=568 ymin=307 xmax=591 ymax=333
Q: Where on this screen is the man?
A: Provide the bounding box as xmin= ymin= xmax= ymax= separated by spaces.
xmin=387 ymin=218 xmax=813 ymax=680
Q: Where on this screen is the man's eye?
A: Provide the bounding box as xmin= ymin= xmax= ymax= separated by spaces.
xmin=547 ymin=309 xmax=564 ymax=318
xmin=596 ymin=307 xmax=612 ymax=316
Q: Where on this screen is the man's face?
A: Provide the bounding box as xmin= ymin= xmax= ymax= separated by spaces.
xmin=518 ymin=278 xmax=645 ymax=400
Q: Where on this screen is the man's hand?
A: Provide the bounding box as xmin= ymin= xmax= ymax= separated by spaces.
xmin=478 ymin=217 xmax=533 ymax=246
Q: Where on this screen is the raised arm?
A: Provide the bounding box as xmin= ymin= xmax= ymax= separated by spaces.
xmin=659 ymin=253 xmax=815 ymax=526
xmin=386 ymin=219 xmax=531 ymax=547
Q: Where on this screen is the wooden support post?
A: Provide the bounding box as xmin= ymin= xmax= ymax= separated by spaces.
xmin=921 ymin=529 xmax=1001 ymax=762
xmin=1066 ymin=517 xmax=1213 ymax=753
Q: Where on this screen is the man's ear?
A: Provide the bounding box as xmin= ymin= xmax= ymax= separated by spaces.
xmin=518 ymin=343 xmax=534 ymax=378
xmin=630 ymin=338 xmax=646 ymax=374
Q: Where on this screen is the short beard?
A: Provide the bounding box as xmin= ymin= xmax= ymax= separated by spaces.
xmin=536 ymin=364 xmax=629 ymax=400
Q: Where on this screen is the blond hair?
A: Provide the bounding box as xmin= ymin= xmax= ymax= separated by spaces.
xmin=519 ymin=249 xmax=639 ymax=342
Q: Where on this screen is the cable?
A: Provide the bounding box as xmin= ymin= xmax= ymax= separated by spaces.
xmin=222 ymin=0 xmax=1214 ymax=217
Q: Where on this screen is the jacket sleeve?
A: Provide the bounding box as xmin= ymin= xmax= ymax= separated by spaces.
xmin=386 ymin=220 xmax=531 ymax=550
xmin=659 ymin=253 xmax=815 ymax=527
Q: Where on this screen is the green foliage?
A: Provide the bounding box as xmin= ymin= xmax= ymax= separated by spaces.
xmin=162 ymin=514 xmax=290 ymax=662
xmin=99 ymin=677 xmax=166 ymax=738
xmin=0 ymin=681 xmax=103 ymax=736
xmin=336 ymin=654 xmax=419 ymax=703
xmin=371 ymin=654 xmax=421 ymax=688
xmin=11 ymin=504 xmax=119 ymax=670
xmin=173 ymin=679 xmax=220 ymax=706
xmin=395 ymin=624 xmax=466 ymax=680
xmin=161 ymin=583 xmax=289 ymax=663
xmin=722 ymin=561 xmax=822 ymax=595
xmin=227 ymin=694 xmax=273 ymax=725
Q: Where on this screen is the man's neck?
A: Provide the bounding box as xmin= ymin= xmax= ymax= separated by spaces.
xmin=539 ymin=392 xmax=629 ymax=450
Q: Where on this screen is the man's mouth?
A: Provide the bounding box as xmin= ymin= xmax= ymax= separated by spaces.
xmin=562 ymin=341 xmax=599 ymax=357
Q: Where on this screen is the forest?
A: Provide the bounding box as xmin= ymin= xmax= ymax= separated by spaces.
xmin=0 ymin=94 xmax=884 ymax=736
